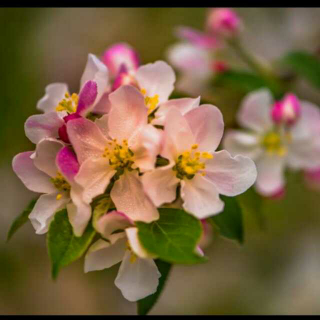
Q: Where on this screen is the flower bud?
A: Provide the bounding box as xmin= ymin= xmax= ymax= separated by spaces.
xmin=206 ymin=8 xmax=242 ymax=38
xmin=111 ymin=64 xmax=138 ymax=91
xmin=102 ymin=43 xmax=140 ymax=78
xmin=271 ymin=93 xmax=301 ymax=126
xmin=212 ymin=60 xmax=229 ymax=73
xmin=264 ymin=187 xmax=286 ymax=200
xmin=304 ymin=168 xmax=320 ymax=191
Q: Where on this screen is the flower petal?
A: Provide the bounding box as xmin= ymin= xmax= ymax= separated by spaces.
xmin=76 ymin=80 xmax=98 ymax=116
xmin=108 ymin=85 xmax=147 ymax=143
xmin=75 ymin=157 xmax=116 ymax=204
xmin=130 ymin=124 xmax=163 ymax=172
xmin=152 ymin=96 xmax=200 ymax=126
xmin=184 ymin=104 xmax=224 ymax=152
xmin=56 ymin=146 xmax=79 ymax=183
xmin=161 ymin=107 xmax=195 ymax=160
xmin=141 ymin=164 xmax=179 ymax=207
xmin=92 ymin=92 xmax=112 ymax=115
xmin=24 ymin=112 xmax=64 ymax=144
xmin=37 ymin=83 xmax=68 ymax=113
xmin=95 ymin=210 xmax=133 ymax=239
xmin=95 ymin=114 xmax=110 ymax=139
xmin=237 ymin=88 xmax=273 ymax=132
xmin=115 ymin=251 xmax=160 ymax=302
xmin=84 ymin=234 xmax=127 ymax=272
xmin=12 ymin=151 xmax=55 ymax=194
xmin=111 ymin=171 xmax=159 ymax=223
xmin=29 ymin=192 xmax=69 ymax=234
xmin=255 ymin=155 xmax=286 ymax=196
xmin=80 ymin=54 xmax=110 ymax=105
xmin=181 ymin=174 xmax=224 ymax=219
xmin=67 ymin=117 xmax=108 ymax=164
xmin=33 ymin=138 xmax=64 ymax=178
xmin=223 ymin=130 xmax=262 ymax=159
xmin=135 ymin=61 xmax=176 ymax=104
xmin=204 ymin=150 xmax=257 ymax=196
xmin=126 ymin=227 xmax=153 ymax=259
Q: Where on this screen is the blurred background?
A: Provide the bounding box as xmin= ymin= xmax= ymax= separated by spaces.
xmin=1 ymin=7 xmax=320 ymax=315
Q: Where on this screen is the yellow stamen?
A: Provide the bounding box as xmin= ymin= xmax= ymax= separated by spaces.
xmin=140 ymin=88 xmax=159 ymax=114
xmin=55 ymin=92 xmax=79 ymax=113
xmin=261 ymin=131 xmax=290 ymax=157
xmin=56 ymin=193 xmax=62 ymax=200
xmin=51 ymin=173 xmax=71 ymax=200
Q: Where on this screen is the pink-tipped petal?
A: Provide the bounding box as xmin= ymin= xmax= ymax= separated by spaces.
xmin=12 ymin=151 xmax=55 ymax=194
xmin=76 ymin=80 xmax=98 ymax=116
xmin=67 ymin=117 xmax=108 ymax=164
xmin=102 ymin=43 xmax=140 ymax=78
xmin=108 ymin=85 xmax=148 ymax=143
xmin=184 ymin=104 xmax=224 ymax=153
xmin=181 ymin=174 xmax=224 ymax=219
xmin=111 ymin=171 xmax=159 ymax=223
xmin=24 ymin=112 xmax=64 ymax=144
xmin=136 ymin=61 xmax=176 ymax=104
xmin=56 ymin=146 xmax=80 ymax=183
xmin=37 ymin=83 xmax=68 ymax=113
xmin=204 ymin=150 xmax=257 ymax=197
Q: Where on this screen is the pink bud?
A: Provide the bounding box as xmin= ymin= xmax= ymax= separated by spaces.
xmin=304 ymin=168 xmax=320 ymax=191
xmin=58 ymin=113 xmax=82 ymax=144
xmin=111 ymin=64 xmax=138 ymax=91
xmin=212 ymin=60 xmax=229 ymax=73
xmin=271 ymin=93 xmax=301 ymax=126
xmin=207 ymin=8 xmax=242 ymax=37
xmin=264 ymin=187 xmax=286 ymax=200
xmin=102 ymin=43 xmax=140 ymax=78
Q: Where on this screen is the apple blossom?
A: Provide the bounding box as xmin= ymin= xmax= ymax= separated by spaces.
xmin=12 ymin=139 xmax=90 ymax=236
xmin=142 ymin=105 xmax=257 ymax=219
xmin=223 ymin=89 xmax=320 ymax=197
xmin=85 ymin=210 xmax=160 ymax=302
xmin=67 ymin=85 xmax=161 ymax=223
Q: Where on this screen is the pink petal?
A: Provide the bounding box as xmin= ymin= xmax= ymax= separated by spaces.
xmin=76 ymin=80 xmax=98 ymax=116
xmin=108 ymin=85 xmax=148 ymax=143
xmin=111 ymin=171 xmax=159 ymax=223
xmin=56 ymin=146 xmax=80 ymax=183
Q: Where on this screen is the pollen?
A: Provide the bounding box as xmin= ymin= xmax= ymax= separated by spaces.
xmin=173 ymin=144 xmax=213 ymax=179
xmin=261 ymin=131 xmax=291 ymax=157
xmin=140 ymin=88 xmax=159 ymax=114
xmin=103 ymin=139 xmax=134 ymax=174
xmin=50 ymin=172 xmax=71 ymax=197
xmin=55 ymin=92 xmax=79 ymax=113
xmin=56 ymin=193 xmax=63 ymax=200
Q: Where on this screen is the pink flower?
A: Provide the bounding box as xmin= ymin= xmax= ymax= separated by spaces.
xmin=85 ymin=210 xmax=160 ymax=302
xmin=25 ymin=54 xmax=109 ymax=144
xmin=141 ymin=105 xmax=257 ymax=219
xmin=12 ymin=139 xmax=90 ymax=236
xmin=206 ymin=8 xmax=242 ymax=38
xmin=223 ymin=89 xmax=320 ymax=197
xmin=67 ymin=85 xmax=162 ymax=223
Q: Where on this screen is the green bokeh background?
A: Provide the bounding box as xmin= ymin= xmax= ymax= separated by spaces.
xmin=1 ymin=8 xmax=320 ymax=315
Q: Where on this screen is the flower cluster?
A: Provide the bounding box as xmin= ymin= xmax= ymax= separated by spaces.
xmin=12 ymin=42 xmax=257 ymax=301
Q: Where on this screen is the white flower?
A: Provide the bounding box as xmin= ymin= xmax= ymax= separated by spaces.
xmin=223 ymin=88 xmax=320 ymax=196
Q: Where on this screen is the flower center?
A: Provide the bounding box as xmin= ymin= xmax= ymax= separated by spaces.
xmin=140 ymin=88 xmax=159 ymax=115
xmin=173 ymin=144 xmax=213 ymax=180
xmin=103 ymin=139 xmax=134 ymax=175
xmin=50 ymin=172 xmax=71 ymax=200
xmin=261 ymin=131 xmax=291 ymax=156
xmin=56 ymin=92 xmax=79 ymax=113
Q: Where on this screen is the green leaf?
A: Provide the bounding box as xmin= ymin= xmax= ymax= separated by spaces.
xmin=7 ymin=198 xmax=37 ymax=242
xmin=281 ymin=51 xmax=320 ymax=88
xmin=137 ymin=259 xmax=172 ymax=315
xmin=47 ymin=209 xmax=96 ymax=280
xmin=136 ymin=208 xmax=206 ymax=264
xmin=209 ymin=195 xmax=244 ymax=244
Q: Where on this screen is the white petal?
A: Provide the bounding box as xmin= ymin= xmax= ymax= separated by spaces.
xmin=33 ymin=138 xmax=64 ymax=178
xmin=115 ymin=251 xmax=161 ymax=302
xmin=126 ymin=227 xmax=153 ymax=259
xmin=29 ymin=192 xmax=69 ymax=234
xmin=80 ymin=54 xmax=110 ymax=105
xmin=84 ymin=235 xmax=126 ymax=273
xmin=136 ymin=60 xmax=176 ymax=104
xmin=75 ymin=158 xmax=116 ymax=204
xmin=184 ymin=104 xmax=224 ymax=152
xmin=141 ymin=164 xmax=179 ymax=207
xmin=37 ymin=83 xmax=68 ymax=113
xmin=131 ymin=125 xmax=163 ymax=172
xmin=255 ymin=155 xmax=286 ymax=196
xmin=12 ymin=151 xmax=55 ymax=194
xmin=161 ymin=107 xmax=195 ymax=161
xmin=108 ymin=85 xmax=148 ymax=143
xmin=237 ymin=89 xmax=273 ymax=132
xmin=111 ymin=171 xmax=159 ymax=223
xmin=181 ymin=174 xmax=224 ymax=219
xmin=204 ymin=150 xmax=257 ymax=196
xmin=223 ymin=130 xmax=262 ymax=159
xmin=152 ymin=97 xmax=200 ymax=126
xmin=24 ymin=112 xmax=64 ymax=144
